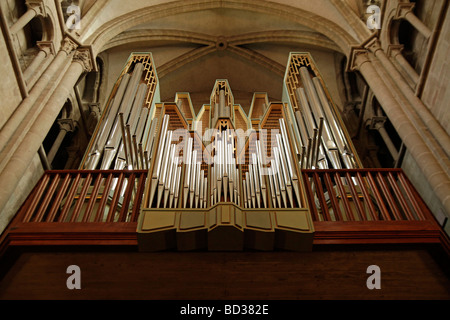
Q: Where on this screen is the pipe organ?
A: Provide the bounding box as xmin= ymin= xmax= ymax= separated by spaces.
xmin=80 ymin=52 xmax=360 ymax=251
xmin=82 ymin=54 xmax=159 ymax=171
xmin=283 ymin=53 xmax=360 ymax=171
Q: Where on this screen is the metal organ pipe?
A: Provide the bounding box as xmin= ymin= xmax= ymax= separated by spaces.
xmin=299 ymin=67 xmax=341 ymax=170
xmin=93 ymin=64 xmax=354 ymax=211
xmin=312 ymin=77 xmax=356 ymax=169
xmin=295 ymin=87 xmax=328 ymax=169
xmin=112 ymin=83 xmax=148 ymax=170
xmin=84 ymin=73 xmax=130 ymax=170
xmin=79 ymin=54 xmax=362 ymax=217
xmin=101 ymin=63 xmax=144 ymax=170
xmin=148 ymin=115 xmax=169 ymax=207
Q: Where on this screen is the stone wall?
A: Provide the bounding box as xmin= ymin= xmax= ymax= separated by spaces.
xmin=421 ymin=4 xmax=450 ymax=135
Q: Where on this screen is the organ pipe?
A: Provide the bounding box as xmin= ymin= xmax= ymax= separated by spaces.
xmin=80 ymin=53 xmax=359 ymax=213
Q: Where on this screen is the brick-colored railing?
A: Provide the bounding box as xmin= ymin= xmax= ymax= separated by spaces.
xmin=301 ymin=169 xmax=431 ymax=222
xmin=0 ymin=170 xmax=148 ymax=253
xmin=18 ymin=170 xmax=148 ymax=223
xmin=302 ymin=169 xmax=448 ymax=251
xmin=1 ymin=168 xmax=448 ymax=255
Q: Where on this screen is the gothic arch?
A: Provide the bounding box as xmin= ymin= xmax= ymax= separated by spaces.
xmin=102 ymin=29 xmax=340 ymax=53
xmin=84 ymin=0 xmax=359 ymax=57
xmin=39 ymin=8 xmax=56 ymax=42
xmin=100 ymin=29 xmax=341 ymax=79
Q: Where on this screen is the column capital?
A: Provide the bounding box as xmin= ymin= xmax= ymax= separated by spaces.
xmin=73 ymin=47 xmax=96 ymax=73
xmin=369 ymin=116 xmax=387 ymax=130
xmin=346 ymin=46 xmax=369 ymax=72
xmin=36 ymin=40 xmax=55 ymax=57
xmin=363 ymin=36 xmax=382 ymax=54
xmin=57 ymin=118 xmax=75 ymax=132
xmin=346 ymin=33 xmax=381 ymax=72
xmin=394 ymin=3 xmax=415 ymax=20
xmin=387 ymin=44 xmax=404 ymax=57
xmin=60 ymin=37 xmax=79 ymax=55
xmin=25 ymin=0 xmax=47 ymax=17
xmin=89 ymin=103 xmax=101 ymax=113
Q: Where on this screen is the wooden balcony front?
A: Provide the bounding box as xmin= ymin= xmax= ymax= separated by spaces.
xmin=0 ymin=168 xmax=448 ymax=256
xmin=302 ymin=169 xmax=449 ymax=250
xmin=0 ymin=170 xmax=148 ymax=252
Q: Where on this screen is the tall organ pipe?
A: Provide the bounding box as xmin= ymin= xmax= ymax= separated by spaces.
xmin=107 ymin=83 xmax=148 ymax=170
xmin=100 ymin=63 xmax=144 ymax=169
xmin=84 ymin=73 xmax=131 ymax=169
xmin=312 ymin=77 xmax=356 ymax=169
xmin=299 ymin=67 xmax=341 ymax=169
xmin=296 ymin=88 xmax=327 ymax=169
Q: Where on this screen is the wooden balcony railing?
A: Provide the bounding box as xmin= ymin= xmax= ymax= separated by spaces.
xmin=302 ymin=169 xmax=448 ymax=250
xmin=19 ymin=170 xmax=148 ymax=223
xmin=0 ymin=170 xmax=148 ymax=252
xmin=1 ymin=168 xmax=448 ymax=255
xmin=301 ymin=169 xmax=431 ymax=222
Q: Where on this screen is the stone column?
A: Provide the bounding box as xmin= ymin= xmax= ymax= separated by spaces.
xmin=395 ymin=3 xmax=432 ymax=39
xmin=47 ymin=119 xmax=75 ymax=164
xmin=23 ymin=41 xmax=55 ymax=86
xmin=0 ymin=45 xmax=93 ymax=217
xmin=87 ymin=103 xmax=101 ymax=135
xmin=371 ymin=117 xmax=399 ymax=160
xmin=348 ymin=48 xmax=450 ymax=216
xmin=65 ymin=145 xmax=82 ymax=169
xmin=355 ymin=85 xmax=369 ymax=139
xmin=366 ymin=39 xmax=450 ymax=160
xmin=9 ymin=0 xmax=46 ymax=34
xmin=387 ymin=44 xmax=419 ymax=85
xmin=0 ymin=37 xmax=78 ymax=170
xmin=38 ymin=145 xmax=51 ymax=170
xmin=10 ymin=9 xmax=36 ymax=35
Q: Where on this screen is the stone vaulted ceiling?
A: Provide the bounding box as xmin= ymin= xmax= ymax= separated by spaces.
xmin=70 ymin=0 xmax=370 ymax=113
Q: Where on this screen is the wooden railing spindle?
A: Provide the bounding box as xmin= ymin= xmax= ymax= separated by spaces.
xmin=323 ymin=172 xmax=343 ymax=221
xmin=334 ymin=172 xmax=355 ymax=221
xmin=58 ymin=173 xmax=81 ymax=222
xmin=386 ymin=172 xmax=415 ymax=221
xmin=397 ymin=172 xmax=426 ymax=220
xmin=83 ymin=173 xmax=104 ymax=222
xmin=302 ymin=172 xmax=320 ymax=221
xmin=376 ymin=172 xmax=402 ymax=221
xmin=95 ymin=173 xmax=113 ymax=222
xmin=70 ymin=174 xmax=93 ymax=222
xmin=345 ymin=172 xmax=366 ymax=221
xmin=130 ymin=173 xmax=147 ymax=222
xmin=46 ymin=173 xmax=72 ymax=222
xmin=355 ymin=172 xmax=379 ymax=221
xmin=313 ymin=172 xmax=332 ymax=221
xmin=23 ymin=174 xmax=50 ymax=222
xmin=118 ymin=173 xmax=136 ymax=222
xmin=365 ymin=172 xmax=391 ymax=221
xmin=34 ymin=174 xmax=60 ymax=222
xmin=106 ymin=173 xmax=125 ymax=222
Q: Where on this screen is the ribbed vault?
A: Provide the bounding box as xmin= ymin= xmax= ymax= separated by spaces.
xmin=82 ymin=0 xmax=360 ymax=55
xmin=77 ymin=1 xmax=361 ymax=112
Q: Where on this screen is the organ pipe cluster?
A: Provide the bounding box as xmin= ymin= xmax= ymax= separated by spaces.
xmin=81 ymin=52 xmax=360 ymax=214
xmin=210 ymin=129 xmax=239 ymax=206
xmin=288 ymin=65 xmax=358 ymax=170
xmin=145 ymin=115 xmax=303 ymax=210
xmin=83 ymin=61 xmax=157 ymax=171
